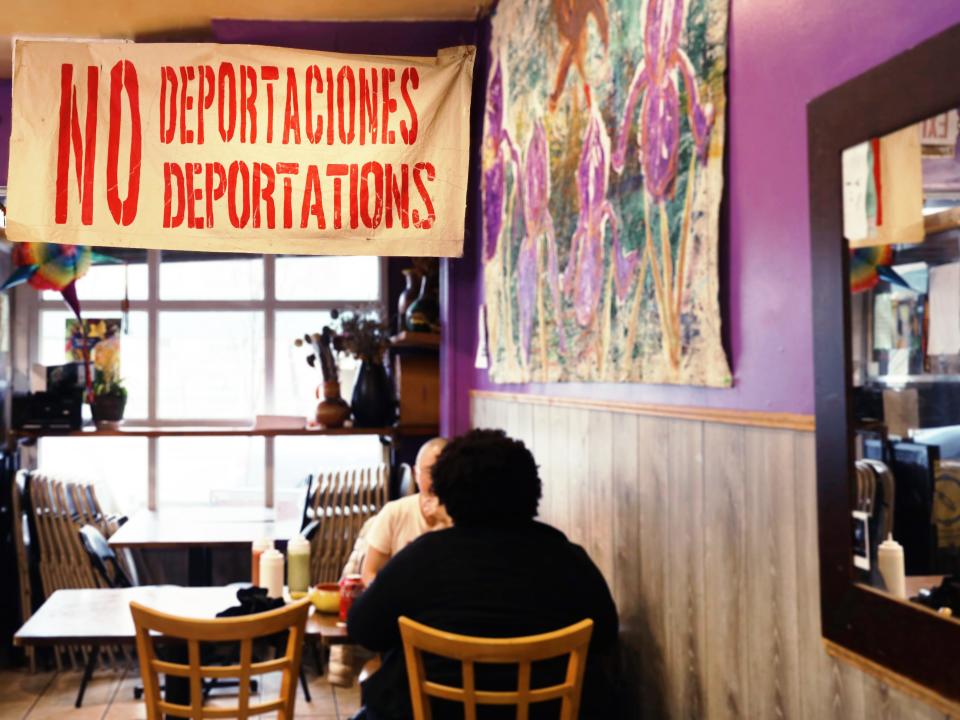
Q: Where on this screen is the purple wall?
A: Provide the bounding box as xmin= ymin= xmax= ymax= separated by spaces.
xmin=443 ymin=0 xmax=960 ymax=435
xmin=0 ymin=79 xmax=10 ymax=184
xmin=211 ymin=19 xmax=478 ymax=55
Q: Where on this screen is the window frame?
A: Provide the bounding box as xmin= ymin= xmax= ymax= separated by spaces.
xmin=24 ymin=250 xmax=386 ymax=509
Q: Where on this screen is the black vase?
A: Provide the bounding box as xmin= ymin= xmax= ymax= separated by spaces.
xmin=351 ymin=361 xmax=396 ymax=428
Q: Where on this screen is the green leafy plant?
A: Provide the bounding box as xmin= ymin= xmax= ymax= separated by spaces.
xmin=92 ymin=370 xmax=128 ymax=400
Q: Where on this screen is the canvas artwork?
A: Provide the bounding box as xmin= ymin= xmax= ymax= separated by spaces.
xmin=65 ymin=319 xmax=122 ymax=378
xmin=483 ymin=0 xmax=732 ymax=385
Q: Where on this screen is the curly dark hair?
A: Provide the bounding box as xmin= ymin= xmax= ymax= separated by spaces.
xmin=431 ymin=428 xmax=542 ymax=526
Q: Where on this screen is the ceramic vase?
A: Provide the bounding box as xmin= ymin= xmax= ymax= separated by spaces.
xmin=350 ymin=361 xmax=396 ymax=427
xmin=315 ymin=381 xmax=351 ymax=428
xmin=397 ymin=269 xmax=421 ymax=335
xmin=404 ymin=273 xmax=440 ymax=333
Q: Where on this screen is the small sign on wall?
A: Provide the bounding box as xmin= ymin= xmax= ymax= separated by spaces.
xmin=921 ymin=110 xmax=959 ymax=148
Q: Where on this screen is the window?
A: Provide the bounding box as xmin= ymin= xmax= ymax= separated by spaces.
xmin=30 ymin=252 xmax=386 ymax=513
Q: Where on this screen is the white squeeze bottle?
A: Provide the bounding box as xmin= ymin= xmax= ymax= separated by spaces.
xmin=878 ymin=534 xmax=907 ymax=599
xmin=251 ymin=538 xmax=274 ymax=586
xmin=287 ymin=535 xmax=311 ymax=598
xmin=260 ymin=548 xmax=285 ymax=599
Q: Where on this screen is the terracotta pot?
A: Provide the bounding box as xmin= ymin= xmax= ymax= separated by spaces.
xmin=315 ymin=381 xmax=351 ymax=428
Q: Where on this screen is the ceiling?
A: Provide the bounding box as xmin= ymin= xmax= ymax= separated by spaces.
xmin=0 ymin=0 xmax=493 ymax=77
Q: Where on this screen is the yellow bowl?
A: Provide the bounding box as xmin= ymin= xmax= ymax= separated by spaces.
xmin=310 ymin=583 xmax=340 ymax=614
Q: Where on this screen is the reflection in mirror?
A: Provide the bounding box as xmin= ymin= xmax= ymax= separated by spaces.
xmin=843 ymin=110 xmax=960 ymax=623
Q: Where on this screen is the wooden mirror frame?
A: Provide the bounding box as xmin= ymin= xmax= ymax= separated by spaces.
xmin=808 ymin=23 xmax=960 ymax=704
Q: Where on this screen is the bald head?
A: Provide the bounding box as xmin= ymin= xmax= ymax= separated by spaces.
xmin=415 ymin=437 xmax=448 ymax=494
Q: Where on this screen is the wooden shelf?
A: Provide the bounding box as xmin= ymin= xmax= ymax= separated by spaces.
xmin=924 ymin=206 xmax=960 ymax=236
xmin=12 ymin=424 xmax=439 ymax=439
xmin=390 ymin=331 xmax=440 ymax=350
xmin=393 ymin=424 xmax=441 ymax=437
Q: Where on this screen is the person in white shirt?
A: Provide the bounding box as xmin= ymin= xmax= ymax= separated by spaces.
xmin=360 ymin=437 xmax=449 ymax=586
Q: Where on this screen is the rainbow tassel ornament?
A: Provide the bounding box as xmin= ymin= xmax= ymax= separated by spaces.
xmin=850 ymin=245 xmax=894 ymax=294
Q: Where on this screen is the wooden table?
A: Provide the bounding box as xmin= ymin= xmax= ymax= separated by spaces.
xmin=905 ymin=574 xmax=947 ymax=599
xmin=109 ymin=508 xmax=302 ymax=586
xmin=14 ymin=586 xmax=350 ymax=706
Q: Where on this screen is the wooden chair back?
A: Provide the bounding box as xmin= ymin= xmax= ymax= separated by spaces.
xmin=308 ymin=464 xmax=387 ymax=583
xmin=398 ymin=617 xmax=594 ymax=720
xmin=130 ymin=598 xmax=310 ymax=720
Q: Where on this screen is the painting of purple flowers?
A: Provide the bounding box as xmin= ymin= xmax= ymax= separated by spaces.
xmin=483 ymin=0 xmax=732 ymax=385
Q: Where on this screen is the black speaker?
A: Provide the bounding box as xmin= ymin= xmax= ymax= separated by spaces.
xmin=12 ymin=391 xmax=83 ymax=432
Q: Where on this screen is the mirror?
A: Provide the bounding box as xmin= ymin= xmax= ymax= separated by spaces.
xmin=842 ymin=114 xmax=960 ymax=621
xmin=809 ymin=22 xmax=960 ymax=707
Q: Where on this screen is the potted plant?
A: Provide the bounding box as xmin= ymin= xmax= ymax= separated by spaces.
xmin=91 ymin=372 xmax=127 ymax=429
xmin=89 ymin=332 xmax=126 ymax=429
xmin=296 ymin=327 xmax=351 ymax=428
xmin=333 ymin=310 xmax=396 ymax=428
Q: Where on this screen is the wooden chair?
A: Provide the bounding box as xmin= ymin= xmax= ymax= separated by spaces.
xmin=130 ymin=598 xmax=311 ymax=720
xmin=398 ymin=617 xmax=594 ymax=720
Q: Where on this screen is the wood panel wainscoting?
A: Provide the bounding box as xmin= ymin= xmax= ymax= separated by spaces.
xmin=470 ymin=391 xmax=953 ymax=720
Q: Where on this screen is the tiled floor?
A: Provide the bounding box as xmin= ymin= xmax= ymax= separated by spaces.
xmin=0 ymin=665 xmax=361 ymax=720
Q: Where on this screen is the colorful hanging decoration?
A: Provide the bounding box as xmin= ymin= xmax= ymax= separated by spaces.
xmin=1 ymin=242 xmax=122 ymax=401
xmin=850 ymin=245 xmax=895 ymax=293
xmin=482 ymin=0 xmax=731 ymax=385
xmin=0 ymin=243 xmax=119 ymax=317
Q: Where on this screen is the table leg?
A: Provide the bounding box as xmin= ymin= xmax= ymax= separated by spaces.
xmin=75 ymin=645 xmax=99 ymax=708
xmin=187 ymin=547 xmax=213 ymax=586
xmin=300 ymin=669 xmax=312 ymax=702
xmin=309 ymin=639 xmax=324 ymax=676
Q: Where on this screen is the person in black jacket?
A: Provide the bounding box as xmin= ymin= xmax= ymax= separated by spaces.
xmin=347 ymin=428 xmax=619 ymax=719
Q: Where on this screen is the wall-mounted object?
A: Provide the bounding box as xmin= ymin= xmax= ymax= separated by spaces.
xmin=6 ymin=40 xmax=475 ymax=258
xmin=845 ymin=126 xmax=925 ymax=248
xmin=809 ymin=22 xmax=960 ymax=710
xmin=480 ymin=0 xmax=730 ymax=386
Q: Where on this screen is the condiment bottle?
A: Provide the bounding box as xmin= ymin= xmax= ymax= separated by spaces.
xmin=260 ymin=548 xmax=284 ymax=599
xmin=287 ymin=535 xmax=311 ymax=598
xmin=251 ymin=538 xmax=274 ymax=586
xmin=878 ymin=534 xmax=907 ymax=599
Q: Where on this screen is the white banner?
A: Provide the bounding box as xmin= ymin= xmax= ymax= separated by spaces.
xmin=6 ymin=40 xmax=475 ymax=256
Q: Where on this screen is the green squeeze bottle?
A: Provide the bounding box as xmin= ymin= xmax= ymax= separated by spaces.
xmin=287 ymin=534 xmax=311 ymax=599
